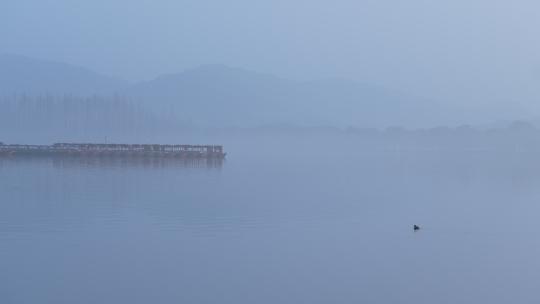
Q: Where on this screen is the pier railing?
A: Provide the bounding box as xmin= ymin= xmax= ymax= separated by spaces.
xmin=0 ymin=143 xmax=225 ymax=158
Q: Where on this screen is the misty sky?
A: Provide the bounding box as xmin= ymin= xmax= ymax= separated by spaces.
xmin=2 ymin=0 xmax=540 ymax=111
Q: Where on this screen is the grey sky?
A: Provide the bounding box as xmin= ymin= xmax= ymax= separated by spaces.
xmin=2 ymin=0 xmax=540 ymax=112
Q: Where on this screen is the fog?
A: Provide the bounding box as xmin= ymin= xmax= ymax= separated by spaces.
xmin=3 ymin=0 xmax=540 ymax=123
xmin=3 ymin=1 xmax=540 ymax=304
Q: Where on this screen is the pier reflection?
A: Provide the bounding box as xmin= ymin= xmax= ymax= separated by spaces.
xmin=0 ymin=155 xmax=224 ymax=170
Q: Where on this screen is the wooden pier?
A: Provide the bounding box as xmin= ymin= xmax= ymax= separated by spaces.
xmin=0 ymin=142 xmax=226 ymax=159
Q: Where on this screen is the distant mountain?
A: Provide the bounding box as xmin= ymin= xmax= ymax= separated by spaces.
xmin=128 ymin=64 xmax=450 ymax=128
xmin=0 ymin=54 xmax=127 ymax=96
xmin=0 ymin=55 xmax=455 ymax=127
xmin=129 ymin=64 xmax=296 ymax=126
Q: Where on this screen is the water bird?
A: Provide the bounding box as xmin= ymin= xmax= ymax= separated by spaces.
xmin=413 ymin=225 xmax=420 ymax=231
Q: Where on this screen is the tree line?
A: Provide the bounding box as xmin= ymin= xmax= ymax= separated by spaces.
xmin=0 ymin=94 xmax=182 ymax=142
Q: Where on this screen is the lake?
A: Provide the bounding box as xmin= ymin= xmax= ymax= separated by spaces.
xmin=2 ymin=138 xmax=540 ymax=303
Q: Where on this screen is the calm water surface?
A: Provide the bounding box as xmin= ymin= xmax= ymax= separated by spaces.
xmin=2 ymin=143 xmax=540 ymax=303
